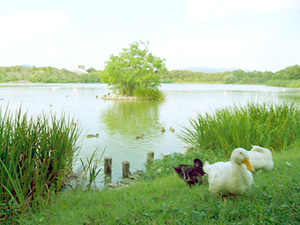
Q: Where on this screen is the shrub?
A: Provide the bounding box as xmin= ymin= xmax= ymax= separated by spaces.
xmin=133 ymin=87 xmax=165 ymax=101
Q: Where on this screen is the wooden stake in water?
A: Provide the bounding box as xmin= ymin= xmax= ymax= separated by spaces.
xmin=104 ymin=157 xmax=112 ymax=176
xmin=147 ymin=151 xmax=154 ymax=164
xmin=122 ymin=161 xmax=130 ymax=178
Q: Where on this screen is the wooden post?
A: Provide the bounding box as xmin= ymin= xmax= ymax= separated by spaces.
xmin=122 ymin=161 xmax=130 ymax=178
xmin=104 ymin=157 xmax=112 ymax=176
xmin=147 ymin=151 xmax=154 ymax=164
xmin=104 ymin=175 xmax=112 ymax=185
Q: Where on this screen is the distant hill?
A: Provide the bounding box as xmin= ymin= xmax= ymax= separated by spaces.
xmin=21 ymin=64 xmax=32 ymax=68
xmin=184 ymin=66 xmax=240 ymax=73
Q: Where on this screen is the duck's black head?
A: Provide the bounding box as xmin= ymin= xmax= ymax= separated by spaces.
xmin=193 ymin=158 xmax=203 ymax=168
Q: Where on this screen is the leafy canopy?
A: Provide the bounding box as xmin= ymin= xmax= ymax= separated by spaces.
xmin=102 ymin=41 xmax=167 ymax=99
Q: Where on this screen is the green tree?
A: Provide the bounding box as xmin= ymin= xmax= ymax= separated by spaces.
xmin=283 ymin=65 xmax=300 ymax=79
xmin=102 ymin=41 xmax=167 ymax=100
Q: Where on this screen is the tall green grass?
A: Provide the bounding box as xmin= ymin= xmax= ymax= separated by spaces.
xmin=180 ymin=102 xmax=300 ymax=156
xmin=0 ymin=108 xmax=81 ymax=222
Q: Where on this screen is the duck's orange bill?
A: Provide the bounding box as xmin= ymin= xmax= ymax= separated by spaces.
xmin=243 ymin=158 xmax=255 ymax=172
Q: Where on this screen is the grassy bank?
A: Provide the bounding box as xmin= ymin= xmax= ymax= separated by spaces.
xmin=21 ymin=146 xmax=299 ymax=224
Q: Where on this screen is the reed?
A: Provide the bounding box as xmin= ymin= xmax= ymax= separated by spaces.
xmin=0 ymin=107 xmax=81 ymax=222
xmin=80 ymin=148 xmax=105 ymax=189
xmin=180 ymin=102 xmax=300 ymax=156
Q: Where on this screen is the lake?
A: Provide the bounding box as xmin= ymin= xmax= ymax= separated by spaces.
xmin=1 ymin=83 xmax=299 ymax=186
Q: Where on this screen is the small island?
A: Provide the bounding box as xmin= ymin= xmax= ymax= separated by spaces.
xmin=101 ymin=40 xmax=166 ymax=101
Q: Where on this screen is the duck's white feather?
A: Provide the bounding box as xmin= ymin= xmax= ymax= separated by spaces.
xmin=248 ymin=145 xmax=274 ymax=171
xmin=203 ymin=148 xmax=254 ymax=195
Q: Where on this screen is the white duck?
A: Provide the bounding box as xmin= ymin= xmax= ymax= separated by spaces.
xmin=203 ymin=148 xmax=255 ymax=195
xmin=248 ymin=145 xmax=274 ymax=171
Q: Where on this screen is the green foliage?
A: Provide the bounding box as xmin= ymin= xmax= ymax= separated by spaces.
xmin=133 ymin=87 xmax=165 ymax=101
xmin=1 ymin=64 xmax=299 ymax=88
xmin=180 ymin=102 xmax=300 ymax=156
xmin=161 ymin=65 xmax=300 ymax=88
xmin=103 ymin=41 xmax=166 ymax=99
xmin=0 ymin=66 xmax=102 ymax=83
xmin=0 ymin=108 xmax=81 ymax=222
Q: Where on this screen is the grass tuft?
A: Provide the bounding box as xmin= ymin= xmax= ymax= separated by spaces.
xmin=180 ymin=102 xmax=300 ymax=157
xmin=0 ymin=107 xmax=81 ymax=222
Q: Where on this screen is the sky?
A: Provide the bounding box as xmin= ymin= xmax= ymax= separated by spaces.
xmin=0 ymin=0 xmax=299 ymax=72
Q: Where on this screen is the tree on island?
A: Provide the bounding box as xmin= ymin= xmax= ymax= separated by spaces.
xmin=102 ymin=41 xmax=167 ymax=100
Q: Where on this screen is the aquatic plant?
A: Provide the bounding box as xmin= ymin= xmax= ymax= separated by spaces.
xmin=180 ymin=102 xmax=300 ymax=156
xmin=80 ymin=148 xmax=105 ymax=189
xmin=0 ymin=107 xmax=81 ymax=222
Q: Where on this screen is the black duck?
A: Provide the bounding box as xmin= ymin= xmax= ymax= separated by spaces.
xmin=174 ymin=158 xmax=206 ymax=186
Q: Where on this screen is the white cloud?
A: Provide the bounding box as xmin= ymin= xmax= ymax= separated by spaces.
xmin=0 ymin=11 xmax=68 ymax=47
xmin=164 ymin=22 xmax=181 ymax=33
xmin=184 ymin=0 xmax=299 ymax=22
xmin=152 ymin=27 xmax=269 ymax=70
xmin=105 ymin=30 xmax=124 ymax=38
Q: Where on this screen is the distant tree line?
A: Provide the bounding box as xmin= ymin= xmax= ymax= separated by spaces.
xmin=160 ymin=64 xmax=300 ymax=88
xmin=0 ymin=66 xmax=102 ymax=83
xmin=0 ymin=64 xmax=299 ymax=88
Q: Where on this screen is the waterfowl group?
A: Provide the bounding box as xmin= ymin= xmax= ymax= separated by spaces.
xmin=160 ymin=126 xmax=175 ymax=133
xmin=174 ymin=158 xmax=206 ymax=186
xmin=174 ymin=145 xmax=274 ymax=197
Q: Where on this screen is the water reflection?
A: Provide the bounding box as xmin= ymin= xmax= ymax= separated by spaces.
xmin=101 ymin=101 xmax=162 ymax=137
xmin=278 ymin=91 xmax=300 ymax=103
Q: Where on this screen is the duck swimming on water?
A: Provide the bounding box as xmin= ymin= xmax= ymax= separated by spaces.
xmin=136 ymin=134 xmax=144 ymax=140
xmin=87 ymin=134 xmax=99 ymax=138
